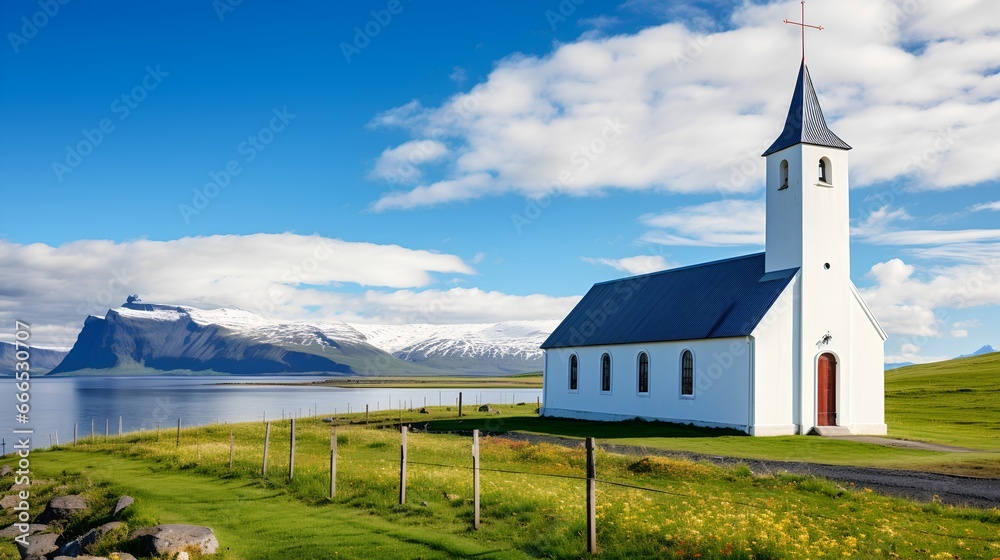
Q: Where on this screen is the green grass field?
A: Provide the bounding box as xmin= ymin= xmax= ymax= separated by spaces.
xmin=1 ymin=355 xmax=997 ymax=559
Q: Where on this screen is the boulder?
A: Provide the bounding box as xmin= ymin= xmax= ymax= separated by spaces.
xmin=418 ymin=407 xmax=429 ymax=414
xmin=0 ymin=495 xmax=19 ymax=509
xmin=111 ymin=495 xmax=133 ymax=517
xmin=58 ymin=521 xmax=123 ymax=556
xmin=14 ymin=532 xmax=60 ymax=559
xmin=0 ymin=465 xmax=11 ymax=477
xmin=0 ymin=523 xmax=47 ymax=538
xmin=38 ymin=495 xmax=88 ymax=522
xmin=133 ymin=524 xmax=218 ymax=555
xmin=478 ymin=405 xmax=495 ymax=413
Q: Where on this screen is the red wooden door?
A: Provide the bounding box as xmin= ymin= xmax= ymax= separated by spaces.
xmin=817 ymin=354 xmax=837 ymax=427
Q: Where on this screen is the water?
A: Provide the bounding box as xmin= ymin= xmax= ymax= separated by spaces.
xmin=2 ymin=376 xmax=541 ymax=452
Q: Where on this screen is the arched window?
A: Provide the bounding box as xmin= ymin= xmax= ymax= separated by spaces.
xmin=569 ymin=354 xmax=578 ymax=391
xmin=637 ymin=352 xmax=649 ymax=394
xmin=680 ymin=350 xmax=694 ymax=396
xmin=600 ymin=353 xmax=612 ymax=393
xmin=779 ymin=159 xmax=789 ymax=190
xmin=818 ymin=158 xmax=830 ymax=183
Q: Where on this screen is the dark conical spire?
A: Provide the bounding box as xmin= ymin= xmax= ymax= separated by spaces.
xmin=762 ymin=61 xmax=851 ymax=156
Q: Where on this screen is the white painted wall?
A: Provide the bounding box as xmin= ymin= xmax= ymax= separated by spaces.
xmin=542 ymin=337 xmax=752 ymax=432
xmin=750 ymin=279 xmax=798 ymax=436
xmin=844 ymin=286 xmax=888 ymax=434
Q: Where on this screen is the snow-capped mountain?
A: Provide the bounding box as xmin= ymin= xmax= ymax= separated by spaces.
xmin=49 ymin=302 xmax=554 ymax=376
xmin=0 ymin=342 xmax=70 ymax=376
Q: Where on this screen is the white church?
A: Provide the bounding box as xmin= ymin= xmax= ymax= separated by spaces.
xmin=540 ymin=59 xmax=887 ymax=437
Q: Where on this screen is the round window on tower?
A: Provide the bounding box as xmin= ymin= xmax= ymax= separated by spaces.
xmin=824 ymin=263 xmax=831 ymax=270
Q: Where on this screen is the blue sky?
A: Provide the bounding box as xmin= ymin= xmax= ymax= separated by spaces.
xmin=1 ymin=0 xmax=999 ymax=364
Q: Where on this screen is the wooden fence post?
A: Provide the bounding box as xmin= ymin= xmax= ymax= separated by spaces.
xmin=119 ymin=416 xmax=123 ymax=437
xmin=473 ymin=429 xmax=480 ymax=530
xmin=262 ymin=422 xmax=271 ymax=476
xmin=55 ymin=431 xmax=59 ymax=445
xmin=365 ymin=405 xmax=369 ymax=427
xmin=330 ymin=426 xmax=337 ymax=499
xmin=229 ymin=429 xmax=234 ymax=470
xmin=91 ymin=419 xmax=95 ymax=441
xmin=105 ymin=418 xmax=109 ymax=442
xmin=176 ymin=418 xmax=181 ymax=447
xmin=289 ymin=418 xmax=296 ymax=480
xmin=73 ymin=423 xmax=77 ymax=445
xmin=586 ymin=437 xmax=597 ymax=554
xmin=458 ymin=392 xmax=463 ymax=417
xmin=399 ymin=425 xmax=408 ymax=505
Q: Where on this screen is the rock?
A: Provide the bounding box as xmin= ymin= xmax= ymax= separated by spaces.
xmin=53 ymin=557 xmax=110 ymax=560
xmin=112 ymin=495 xmax=133 ymax=517
xmin=133 ymin=524 xmax=219 ymax=555
xmin=443 ymin=493 xmax=460 ymax=501
xmin=420 ymin=501 xmax=429 ymax=507
xmin=0 ymin=523 xmax=47 ymax=538
xmin=58 ymin=538 xmax=83 ymax=557
xmin=321 ymin=417 xmax=334 ymax=423
xmin=60 ymin=521 xmax=124 ymax=556
xmin=108 ymin=554 xmax=138 ymax=560
xmin=418 ymin=407 xmax=429 ymax=414
xmin=38 ymin=495 xmax=88 ymax=522
xmin=0 ymin=465 xmax=11 ymax=477
xmin=0 ymin=495 xmax=19 ymax=509
xmin=478 ymin=405 xmax=495 ymax=413
xmin=14 ymin=532 xmax=59 ymax=558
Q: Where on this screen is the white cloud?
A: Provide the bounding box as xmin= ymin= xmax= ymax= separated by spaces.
xmin=582 ymin=255 xmax=673 ymax=275
xmin=640 ymin=199 xmax=764 ymax=247
xmin=0 ymin=235 xmax=576 ymax=346
xmin=860 ymin=257 xmax=1000 ymax=338
xmin=971 ymin=201 xmax=1000 ymax=212
xmin=951 ymin=329 xmax=969 ymax=338
xmin=367 ymin=0 xmax=1000 ymax=210
xmin=369 ymin=139 xmax=450 ymax=184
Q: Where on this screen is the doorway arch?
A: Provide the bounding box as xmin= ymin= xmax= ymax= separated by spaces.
xmin=817 ymin=353 xmax=838 ymax=426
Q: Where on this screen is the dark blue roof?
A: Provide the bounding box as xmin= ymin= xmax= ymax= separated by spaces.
xmin=541 ymin=253 xmax=797 ymax=349
xmin=762 ymin=61 xmax=851 ymax=157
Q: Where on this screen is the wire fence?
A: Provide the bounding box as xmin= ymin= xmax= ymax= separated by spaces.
xmin=46 ymin=414 xmax=1000 ymax=554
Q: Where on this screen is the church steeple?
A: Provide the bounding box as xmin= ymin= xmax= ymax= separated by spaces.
xmin=762 ymin=61 xmax=851 ymax=157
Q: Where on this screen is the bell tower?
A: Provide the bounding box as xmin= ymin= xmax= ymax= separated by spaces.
xmin=763 ymin=59 xmax=855 ymax=433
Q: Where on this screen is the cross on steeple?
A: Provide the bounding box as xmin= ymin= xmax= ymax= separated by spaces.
xmin=784 ymin=1 xmax=823 ymax=62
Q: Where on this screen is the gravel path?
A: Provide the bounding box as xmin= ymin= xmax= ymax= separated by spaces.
xmin=495 ymin=432 xmax=1000 ymax=509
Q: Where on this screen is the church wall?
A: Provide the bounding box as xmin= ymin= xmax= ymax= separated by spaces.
xmin=542 ymin=337 xmax=752 ymax=432
xmin=844 ymin=290 xmax=888 ymax=434
xmin=750 ymin=278 xmax=798 ymax=436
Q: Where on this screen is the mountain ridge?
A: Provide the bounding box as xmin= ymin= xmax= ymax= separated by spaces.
xmin=47 ymin=302 xmax=555 ymax=376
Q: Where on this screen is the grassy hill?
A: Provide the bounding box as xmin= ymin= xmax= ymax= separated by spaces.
xmin=885 ymin=351 xmax=1000 ymax=450
xmin=5 ymin=405 xmax=999 ymax=560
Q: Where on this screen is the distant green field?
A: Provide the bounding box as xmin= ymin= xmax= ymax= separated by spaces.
xmin=885 ymin=352 xmax=1000 ymax=450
